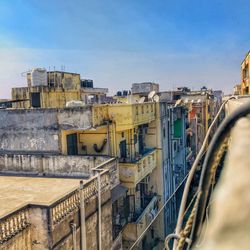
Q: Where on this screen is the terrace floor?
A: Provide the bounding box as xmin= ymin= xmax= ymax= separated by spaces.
xmin=0 ymin=175 xmax=83 ymax=218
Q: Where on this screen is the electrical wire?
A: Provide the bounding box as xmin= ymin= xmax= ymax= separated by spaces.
xmin=173 ymin=96 xmax=236 ymax=249
xmin=189 ymin=99 xmax=250 ymax=247
xmin=129 ymin=173 xmax=189 ymax=250
xmin=165 ymin=191 xmax=199 ymax=250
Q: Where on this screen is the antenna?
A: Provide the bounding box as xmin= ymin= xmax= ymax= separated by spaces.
xmin=20 ymin=70 xmax=31 ymax=77
xmin=54 ymin=66 xmax=56 ymax=87
xmin=139 ymin=97 xmax=145 ymax=103
xmin=148 ymin=91 xmax=156 ymax=101
xmin=48 ymin=66 xmax=50 ymax=86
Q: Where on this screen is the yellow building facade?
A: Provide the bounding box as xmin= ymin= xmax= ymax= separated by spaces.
xmin=59 ymin=102 xmax=164 ymax=249
xmin=241 ymin=51 xmax=250 ymax=95
xmin=12 ymin=71 xmax=108 ymax=108
xmin=8 ymin=73 xmax=167 ymax=248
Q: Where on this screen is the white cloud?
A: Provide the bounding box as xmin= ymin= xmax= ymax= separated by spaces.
xmin=0 ymin=47 xmax=241 ymax=99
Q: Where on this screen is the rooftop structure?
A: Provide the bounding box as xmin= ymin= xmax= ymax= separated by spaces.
xmin=131 ymin=82 xmax=159 ymax=94
xmin=11 ymin=69 xmax=108 ymax=109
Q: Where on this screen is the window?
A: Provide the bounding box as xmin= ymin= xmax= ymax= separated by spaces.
xmin=31 ymin=92 xmax=41 ymax=108
xmin=67 ymin=133 xmax=78 ymax=155
xmin=243 ymin=65 xmax=249 ymax=79
xmin=119 ymin=140 xmax=127 ymax=159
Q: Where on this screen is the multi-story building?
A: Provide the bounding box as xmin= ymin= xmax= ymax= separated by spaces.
xmin=159 ymin=87 xmax=223 ymax=155
xmin=241 ymin=50 xmax=250 ymax=95
xmin=107 ymin=83 xmax=190 ymax=245
xmin=0 ymin=107 xmax=121 ymax=250
xmin=0 ymin=100 xmax=162 ymax=249
xmin=233 ymin=84 xmax=242 ymax=95
xmin=2 ymin=74 xmax=192 ymax=249
xmin=158 ymin=102 xmax=188 ymax=235
xmin=12 ymin=69 xmax=108 ymax=108
xmin=59 ymin=102 xmax=162 ymax=249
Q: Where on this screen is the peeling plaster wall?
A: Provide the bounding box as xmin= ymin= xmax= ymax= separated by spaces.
xmin=52 ymin=200 xmax=113 ymax=250
xmin=0 ymin=109 xmax=59 ymax=152
xmin=0 ymin=107 xmax=93 ymax=153
xmin=29 ymin=208 xmax=50 ymax=249
xmin=0 ymin=227 xmax=32 ymax=250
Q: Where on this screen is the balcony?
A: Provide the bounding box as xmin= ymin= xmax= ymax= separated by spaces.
xmin=119 ymin=148 xmax=157 ymax=188
xmin=108 ymin=103 xmax=156 ymax=131
xmin=122 ymin=195 xmax=159 ymax=242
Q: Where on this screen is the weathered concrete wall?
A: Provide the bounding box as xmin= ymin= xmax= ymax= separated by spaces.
xmin=0 ymin=109 xmax=59 ymax=152
xmin=0 ymin=227 xmax=32 ymax=250
xmin=131 ymin=82 xmax=159 ymax=94
xmin=0 ymin=188 xmax=112 ymax=250
xmin=52 ymin=210 xmax=80 ymax=248
xmin=53 ymin=200 xmax=113 ymax=250
xmin=0 ymin=154 xmax=115 ymax=179
xmin=86 ymin=200 xmax=113 ymax=250
xmin=51 ymin=188 xmax=112 ymax=250
xmin=29 ymin=208 xmax=50 ymax=249
xmin=0 ymin=208 xmax=49 ymax=250
xmin=0 ymin=154 xmax=96 ymax=177
xmin=57 ymin=108 xmax=92 ymax=130
xmin=53 ymin=228 xmax=81 ymax=250
xmin=95 ymin=158 xmax=120 ymax=189
xmin=0 ymin=108 xmax=93 ymax=153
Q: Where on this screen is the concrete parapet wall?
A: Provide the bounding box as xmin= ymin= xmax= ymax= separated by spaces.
xmin=0 ymin=108 xmax=92 ymax=153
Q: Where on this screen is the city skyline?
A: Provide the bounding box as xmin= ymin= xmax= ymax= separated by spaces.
xmin=1 ymin=0 xmax=250 ymax=98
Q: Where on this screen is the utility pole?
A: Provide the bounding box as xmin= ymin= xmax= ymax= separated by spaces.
xmin=97 ymin=172 xmax=102 ymax=250
xmin=80 ymin=180 xmax=87 ymax=250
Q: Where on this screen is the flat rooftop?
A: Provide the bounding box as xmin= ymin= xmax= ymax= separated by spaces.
xmin=0 ymin=176 xmax=82 ymax=219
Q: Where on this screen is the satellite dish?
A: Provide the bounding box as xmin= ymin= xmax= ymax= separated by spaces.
xmin=153 ymin=95 xmax=160 ymax=102
xmin=139 ymin=97 xmax=145 ymax=103
xmin=174 ymin=99 xmax=183 ymax=107
xmin=148 ymin=91 xmax=156 ymax=100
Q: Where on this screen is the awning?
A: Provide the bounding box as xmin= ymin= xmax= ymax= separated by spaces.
xmin=111 ymin=184 xmax=128 ymax=203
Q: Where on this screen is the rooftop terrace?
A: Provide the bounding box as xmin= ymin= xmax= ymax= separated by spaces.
xmin=0 ymin=176 xmax=82 ymax=218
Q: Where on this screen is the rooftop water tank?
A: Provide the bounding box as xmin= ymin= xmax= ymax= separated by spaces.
xmin=66 ymin=100 xmax=85 ymax=107
xmin=31 ymin=68 xmax=47 ymax=86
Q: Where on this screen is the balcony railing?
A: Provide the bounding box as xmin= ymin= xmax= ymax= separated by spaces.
xmin=123 ymin=195 xmax=159 ymax=242
xmin=0 ymin=170 xmax=110 ymax=245
xmin=119 ymin=148 xmax=157 ymax=188
xmin=50 ymin=170 xmax=110 ymax=227
xmin=93 ymin=157 xmax=119 ymax=189
xmin=0 ymin=208 xmax=30 ymax=243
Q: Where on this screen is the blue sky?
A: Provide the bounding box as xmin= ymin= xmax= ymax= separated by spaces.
xmin=0 ymin=0 xmax=249 ymax=98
